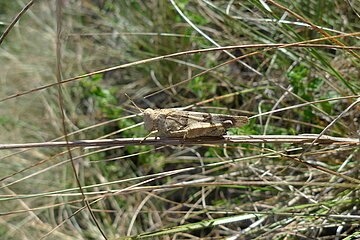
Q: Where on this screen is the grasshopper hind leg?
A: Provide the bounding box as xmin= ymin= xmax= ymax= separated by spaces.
xmin=168 ymin=123 xmax=227 ymax=138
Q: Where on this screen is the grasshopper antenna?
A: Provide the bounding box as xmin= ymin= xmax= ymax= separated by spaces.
xmin=125 ymin=93 xmax=144 ymax=113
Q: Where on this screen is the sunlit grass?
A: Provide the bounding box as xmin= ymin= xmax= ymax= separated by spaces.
xmin=0 ymin=1 xmax=359 ymax=239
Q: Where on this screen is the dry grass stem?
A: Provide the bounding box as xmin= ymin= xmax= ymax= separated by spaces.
xmin=0 ymin=135 xmax=358 ymax=150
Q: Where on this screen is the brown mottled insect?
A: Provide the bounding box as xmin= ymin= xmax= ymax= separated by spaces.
xmin=143 ymin=108 xmax=249 ymax=138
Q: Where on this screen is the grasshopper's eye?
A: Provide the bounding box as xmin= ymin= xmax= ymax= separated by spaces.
xmin=223 ymin=120 xmax=233 ymax=128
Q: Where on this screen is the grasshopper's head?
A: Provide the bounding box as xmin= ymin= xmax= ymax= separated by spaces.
xmin=143 ymin=108 xmax=155 ymax=131
xmin=231 ymin=116 xmax=249 ymax=128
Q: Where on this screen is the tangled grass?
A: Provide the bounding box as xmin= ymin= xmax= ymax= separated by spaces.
xmin=0 ymin=1 xmax=359 ymax=239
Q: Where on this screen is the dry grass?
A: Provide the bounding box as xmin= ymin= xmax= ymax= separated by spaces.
xmin=0 ymin=1 xmax=359 ymax=239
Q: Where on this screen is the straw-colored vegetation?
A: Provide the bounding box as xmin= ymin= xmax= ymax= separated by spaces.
xmin=0 ymin=1 xmax=359 ymax=239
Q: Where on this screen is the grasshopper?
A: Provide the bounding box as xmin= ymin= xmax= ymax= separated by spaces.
xmin=143 ymin=108 xmax=249 ymax=138
xmin=125 ymin=94 xmax=248 ymax=139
